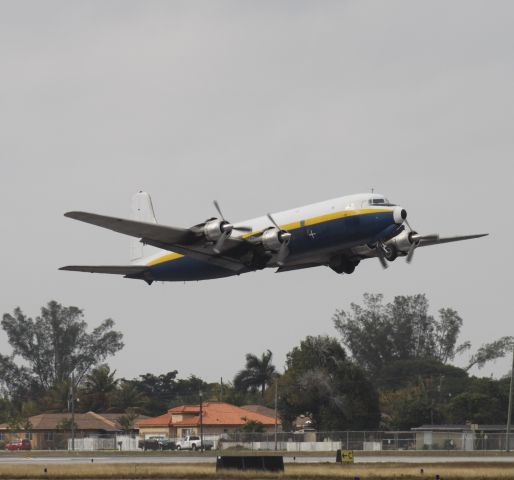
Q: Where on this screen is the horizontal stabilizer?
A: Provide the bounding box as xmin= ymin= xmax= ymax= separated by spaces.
xmin=64 ymin=211 xmax=193 ymax=245
xmin=59 ymin=265 xmax=149 ymax=275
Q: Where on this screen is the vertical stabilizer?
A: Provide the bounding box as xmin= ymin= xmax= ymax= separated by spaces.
xmin=130 ymin=191 xmax=158 ymax=263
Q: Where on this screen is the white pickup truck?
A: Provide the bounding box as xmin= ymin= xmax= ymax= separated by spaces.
xmin=175 ymin=435 xmax=213 ymax=451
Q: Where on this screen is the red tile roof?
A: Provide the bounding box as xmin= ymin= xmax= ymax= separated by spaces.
xmin=137 ymin=411 xmax=173 ymax=427
xmin=138 ymin=402 xmax=280 ymax=428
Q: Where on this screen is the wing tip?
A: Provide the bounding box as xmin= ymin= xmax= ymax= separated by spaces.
xmin=64 ymin=211 xmax=85 ymax=219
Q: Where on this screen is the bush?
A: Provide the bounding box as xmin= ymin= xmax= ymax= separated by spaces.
xmin=444 ymin=439 xmax=455 ymax=450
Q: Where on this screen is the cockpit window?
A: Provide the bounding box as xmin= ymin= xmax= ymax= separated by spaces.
xmin=369 ymin=198 xmax=393 ymax=206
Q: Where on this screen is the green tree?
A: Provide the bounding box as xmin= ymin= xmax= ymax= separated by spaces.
xmin=278 ymin=336 xmax=380 ymax=431
xmin=376 ymin=359 xmax=469 ymax=391
xmin=110 ymin=381 xmax=149 ymax=412
xmin=380 ymin=385 xmax=442 ymax=430
xmin=446 ymin=376 xmax=510 ymax=424
xmin=80 ymin=365 xmax=118 ymax=412
xmin=234 ymin=350 xmax=276 ymax=397
xmin=465 ymin=337 xmax=514 ymax=371
xmin=173 ymin=375 xmax=211 ymax=405
xmin=116 ymin=408 xmax=139 ymax=433
xmin=0 ymin=354 xmax=39 ymax=407
xmin=333 ymin=294 xmax=511 ymax=377
xmin=241 ymin=419 xmax=265 ymax=433
xmin=130 ymin=371 xmax=178 ymax=415
xmin=218 ymin=381 xmax=249 ymax=406
xmin=1 ymin=301 xmax=124 ymax=391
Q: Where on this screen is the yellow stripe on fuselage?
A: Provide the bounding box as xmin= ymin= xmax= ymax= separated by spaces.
xmin=147 ymin=208 xmax=392 ymax=267
xmin=147 ymin=252 xmax=184 ymax=267
xmin=304 ymin=207 xmax=389 ymax=227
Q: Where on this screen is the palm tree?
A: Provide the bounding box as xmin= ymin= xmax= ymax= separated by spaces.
xmin=234 ymin=350 xmax=276 ymax=397
xmin=81 ymin=365 xmax=118 ymax=412
xmin=110 ymin=381 xmax=148 ymax=412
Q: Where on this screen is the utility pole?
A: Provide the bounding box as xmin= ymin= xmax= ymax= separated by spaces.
xmin=71 ymin=371 xmax=75 ymax=451
xmin=274 ymin=376 xmax=278 ymax=451
xmin=506 ymin=346 xmax=514 ymax=452
xmin=199 ymin=391 xmax=204 ymax=453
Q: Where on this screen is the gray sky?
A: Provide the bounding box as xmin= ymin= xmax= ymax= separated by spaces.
xmin=1 ymin=1 xmax=512 ymax=383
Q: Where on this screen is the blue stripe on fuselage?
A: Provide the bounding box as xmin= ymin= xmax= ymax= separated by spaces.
xmin=148 ymin=210 xmax=397 ymax=281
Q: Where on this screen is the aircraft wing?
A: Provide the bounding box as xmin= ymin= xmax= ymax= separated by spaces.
xmin=418 ymin=233 xmax=488 ymax=247
xmin=65 ymin=211 xmax=195 ymax=244
xmin=64 ymin=211 xmax=250 ymax=270
xmin=59 ymin=265 xmax=148 ymax=275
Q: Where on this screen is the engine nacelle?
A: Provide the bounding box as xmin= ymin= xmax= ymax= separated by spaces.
xmin=385 ymin=230 xmax=417 ymax=253
xmin=203 ymin=219 xmax=230 ymax=242
xmin=260 ymin=228 xmax=290 ymax=251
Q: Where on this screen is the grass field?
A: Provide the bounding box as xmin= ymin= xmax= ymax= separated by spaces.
xmin=1 ymin=461 xmax=514 ymax=479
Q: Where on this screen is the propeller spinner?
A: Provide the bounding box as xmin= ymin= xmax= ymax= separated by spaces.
xmin=210 ymin=200 xmax=252 ymax=254
xmin=265 ymin=213 xmax=292 ymax=266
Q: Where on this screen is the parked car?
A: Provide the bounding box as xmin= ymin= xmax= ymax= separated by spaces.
xmin=138 ymin=438 xmax=160 ymax=451
xmin=175 ymin=435 xmax=213 ymax=451
xmin=138 ymin=437 xmax=176 ymax=451
xmin=158 ymin=438 xmax=176 ymax=451
xmin=5 ymin=439 xmax=31 ymax=451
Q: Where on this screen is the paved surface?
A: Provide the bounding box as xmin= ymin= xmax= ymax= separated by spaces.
xmin=1 ymin=454 xmax=514 ymax=464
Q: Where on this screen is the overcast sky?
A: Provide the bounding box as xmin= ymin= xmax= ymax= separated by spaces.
xmin=1 ymin=1 xmax=512 ymax=384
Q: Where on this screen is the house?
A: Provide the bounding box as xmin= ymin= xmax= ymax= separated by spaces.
xmin=0 ymin=412 xmax=146 ymax=450
xmin=138 ymin=401 xmax=280 ymax=439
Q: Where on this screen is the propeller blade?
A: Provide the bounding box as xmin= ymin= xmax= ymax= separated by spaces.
xmin=233 ymin=225 xmax=253 ymax=232
xmin=277 ymin=242 xmax=290 ymax=266
xmin=266 ymin=213 xmax=281 ymax=230
xmin=376 ymin=244 xmax=388 ymax=269
xmin=406 ymin=242 xmax=417 ymax=263
xmin=213 ymin=200 xmax=225 ymax=221
xmin=213 ymin=230 xmax=230 ymax=254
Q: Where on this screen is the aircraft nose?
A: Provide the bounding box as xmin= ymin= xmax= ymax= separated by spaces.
xmin=393 ymin=206 xmax=407 ymax=224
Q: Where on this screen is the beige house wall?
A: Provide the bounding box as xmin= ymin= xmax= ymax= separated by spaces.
xmin=174 ymin=425 xmax=277 ymax=437
xmin=138 ymin=426 xmax=171 ymax=438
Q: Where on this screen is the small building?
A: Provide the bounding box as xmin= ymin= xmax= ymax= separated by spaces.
xmin=138 ymin=401 xmax=280 ymax=439
xmin=0 ymin=411 xmax=146 ymax=450
xmin=412 ymin=424 xmax=510 ymax=451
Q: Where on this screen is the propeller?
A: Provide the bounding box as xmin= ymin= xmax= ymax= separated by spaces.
xmin=405 ymin=232 xmax=440 ymax=264
xmin=266 ymin=213 xmax=292 ymax=266
xmin=211 ymin=200 xmax=252 ymax=254
xmin=403 ymin=219 xmax=439 ymax=264
xmin=375 ymin=243 xmax=389 ymax=269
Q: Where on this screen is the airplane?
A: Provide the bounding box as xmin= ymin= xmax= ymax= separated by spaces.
xmin=60 ymin=191 xmax=487 ymax=284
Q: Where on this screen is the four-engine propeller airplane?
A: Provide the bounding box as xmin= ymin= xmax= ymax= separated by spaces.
xmin=61 ymin=191 xmax=487 ymax=284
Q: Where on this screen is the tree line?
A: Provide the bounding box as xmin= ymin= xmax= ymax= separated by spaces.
xmin=0 ymin=296 xmax=512 ymax=432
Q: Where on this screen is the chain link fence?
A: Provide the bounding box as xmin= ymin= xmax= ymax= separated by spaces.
xmin=211 ymin=431 xmax=514 ymax=452
xmin=11 ymin=430 xmax=514 ymax=452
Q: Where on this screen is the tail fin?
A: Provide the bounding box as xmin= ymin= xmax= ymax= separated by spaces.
xmin=130 ymin=191 xmax=159 ymax=263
